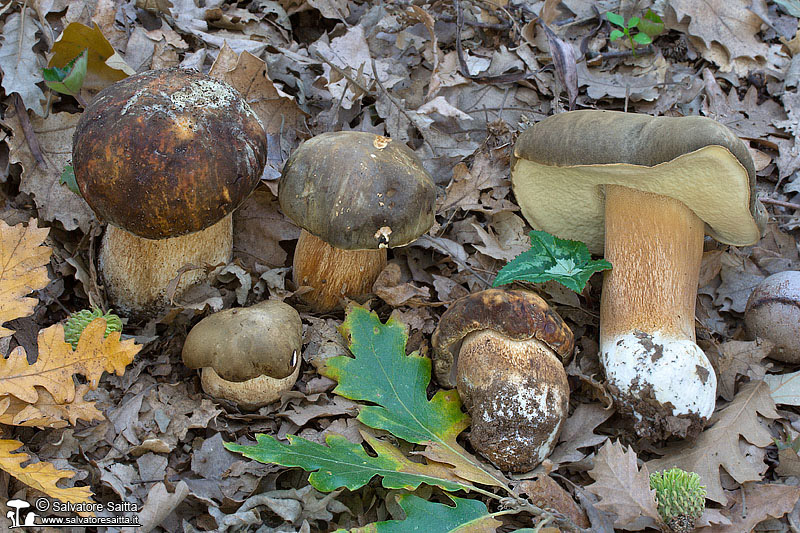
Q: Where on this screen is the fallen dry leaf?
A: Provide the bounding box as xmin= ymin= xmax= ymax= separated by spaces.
xmin=0 ymin=219 xmax=50 ymax=339
xmin=549 ymin=402 xmax=614 ymax=465
xmin=520 ymin=474 xmax=589 ymax=528
xmin=0 ymin=384 xmax=104 ymax=428
xmin=764 ymin=370 xmax=800 ymax=405
xmin=0 ymin=439 xmax=95 ymax=515
xmin=585 ymin=440 xmax=663 ymax=531
xmin=647 ymin=381 xmax=779 ymax=504
xmin=696 ymin=483 xmax=800 ymax=532
xmin=705 ymin=339 xmax=774 ymax=401
xmin=0 ymin=319 xmax=140 ymax=404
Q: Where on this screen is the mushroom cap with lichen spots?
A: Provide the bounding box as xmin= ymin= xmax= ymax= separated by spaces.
xmin=73 ymin=67 xmax=267 ymax=240
xmin=432 ymin=288 xmax=574 ymax=389
xmin=278 ymin=131 xmax=436 ymax=250
xmin=182 ymin=300 xmax=302 ymax=383
xmin=511 ymin=110 xmax=767 ymax=254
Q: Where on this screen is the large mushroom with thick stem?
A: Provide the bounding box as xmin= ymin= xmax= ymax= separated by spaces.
xmin=432 ymin=289 xmax=573 ymax=472
xmin=511 ymin=110 xmax=767 ymax=439
xmin=72 ymin=67 xmax=267 ymax=316
xmin=278 ymin=131 xmax=436 ymax=313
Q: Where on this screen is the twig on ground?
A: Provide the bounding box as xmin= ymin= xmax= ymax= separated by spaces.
xmin=14 ymin=94 xmax=46 ymax=168
xmin=760 ymin=198 xmax=800 ymax=210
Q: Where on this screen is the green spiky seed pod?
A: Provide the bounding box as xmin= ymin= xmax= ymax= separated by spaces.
xmin=64 ymin=308 xmax=123 ymax=349
xmin=649 ymin=468 xmax=706 ymax=533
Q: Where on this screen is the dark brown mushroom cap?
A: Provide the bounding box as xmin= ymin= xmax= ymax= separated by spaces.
xmin=73 ymin=67 xmax=267 ymax=239
xmin=278 ymin=131 xmax=436 ymax=250
xmin=512 ymin=110 xmax=767 ymax=254
xmin=432 ymin=288 xmax=574 ymax=388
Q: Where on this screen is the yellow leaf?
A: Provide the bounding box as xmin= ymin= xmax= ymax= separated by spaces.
xmin=49 ymin=22 xmax=135 ymax=91
xmin=0 ymin=318 xmax=141 ymax=404
xmin=0 ymin=384 xmax=104 ymax=428
xmin=0 ymin=219 xmax=51 ymax=339
xmin=0 ymin=440 xmax=94 ymax=515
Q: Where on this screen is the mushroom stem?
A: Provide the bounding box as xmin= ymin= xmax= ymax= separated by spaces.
xmin=599 ymin=185 xmax=715 ymax=438
xmin=293 ymin=229 xmax=387 ymax=313
xmin=100 ymin=214 xmax=233 ymax=315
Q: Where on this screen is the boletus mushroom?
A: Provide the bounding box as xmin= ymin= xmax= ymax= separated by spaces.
xmin=72 ymin=67 xmax=267 ymax=315
xmin=511 ymin=110 xmax=767 ymax=439
xmin=745 ymin=271 xmax=800 ymax=363
xmin=182 ymin=300 xmax=302 ymax=409
xmin=431 ymin=288 xmax=573 ymax=472
xmin=279 ymin=131 xmax=436 ymax=313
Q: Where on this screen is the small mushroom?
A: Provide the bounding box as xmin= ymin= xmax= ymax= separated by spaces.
xmin=511 ymin=110 xmax=767 ymax=439
xmin=72 ymin=67 xmax=267 ymax=315
xmin=279 ymin=131 xmax=436 ymax=313
xmin=182 ymin=300 xmax=302 ymax=409
xmin=745 ymin=271 xmax=800 ymax=363
xmin=431 ymin=289 xmax=573 ymax=472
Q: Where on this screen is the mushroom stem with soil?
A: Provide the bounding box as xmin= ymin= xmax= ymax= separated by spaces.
xmin=511 ymin=110 xmax=767 ymax=439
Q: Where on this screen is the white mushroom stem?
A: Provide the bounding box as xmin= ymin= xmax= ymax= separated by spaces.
xmin=99 ymin=214 xmax=233 ymax=314
xmin=201 ymin=364 xmax=301 ymax=410
xmin=293 ymin=229 xmax=387 ymax=313
xmin=599 ymin=185 xmax=716 ymax=435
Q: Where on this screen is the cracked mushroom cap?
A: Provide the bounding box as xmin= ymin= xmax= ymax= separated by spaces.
xmin=432 ymin=288 xmax=574 ymax=472
xmin=278 ymin=131 xmax=436 ymax=250
xmin=73 ymin=67 xmax=267 ymax=240
xmin=432 ymin=288 xmax=574 ymax=389
xmin=511 ymin=110 xmax=767 ymax=254
xmin=182 ymin=300 xmax=302 ymax=408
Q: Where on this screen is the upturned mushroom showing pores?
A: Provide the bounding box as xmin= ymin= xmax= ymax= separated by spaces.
xmin=511 ymin=110 xmax=767 ymax=439
xmin=279 ymin=131 xmax=436 ymax=313
xmin=432 ymin=289 xmax=573 ymax=472
xmin=182 ymin=300 xmax=302 ymax=409
xmin=72 ymin=68 xmax=267 ymax=315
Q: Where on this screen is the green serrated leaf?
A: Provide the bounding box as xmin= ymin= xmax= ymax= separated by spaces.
xmin=605 ymin=11 xmax=625 ymax=27
xmin=637 ymin=10 xmax=664 ymax=38
xmin=351 ymin=494 xmax=502 ymax=533
xmin=493 ymin=230 xmax=612 ymax=293
xmin=633 ymin=32 xmax=652 ymax=45
xmin=59 ymin=164 xmax=81 ymax=195
xmin=609 ymin=29 xmax=625 ymax=41
xmin=325 ymin=307 xmax=503 ymax=488
xmin=43 ymin=49 xmax=88 ymax=97
xmin=325 ymin=308 xmax=469 ymax=445
xmin=224 ymin=432 xmax=467 ymax=493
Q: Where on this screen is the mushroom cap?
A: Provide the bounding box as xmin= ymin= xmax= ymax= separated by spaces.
xmin=432 ymin=288 xmax=574 ymax=389
xmin=278 ymin=131 xmax=436 ymax=250
xmin=73 ymin=67 xmax=267 ymax=240
xmin=182 ymin=299 xmax=302 ymax=383
xmin=745 ymin=270 xmax=800 ymax=363
xmin=511 ymin=110 xmax=767 ymax=254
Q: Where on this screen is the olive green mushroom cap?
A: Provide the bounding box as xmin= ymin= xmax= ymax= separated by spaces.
xmin=278 ymin=131 xmax=436 ymax=250
xmin=432 ymin=288 xmax=574 ymax=389
xmin=182 ymin=300 xmax=302 ymax=383
xmin=511 ymin=110 xmax=768 ymax=254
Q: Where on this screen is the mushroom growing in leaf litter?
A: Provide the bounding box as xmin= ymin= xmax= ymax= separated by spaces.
xmin=182 ymin=300 xmax=302 ymax=409
xmin=431 ymin=288 xmax=573 ymax=472
xmin=511 ymin=110 xmax=767 ymax=439
xmin=72 ymin=67 xmax=267 ymax=316
xmin=745 ymin=270 xmax=800 ymax=363
xmin=278 ymin=131 xmax=436 ymax=313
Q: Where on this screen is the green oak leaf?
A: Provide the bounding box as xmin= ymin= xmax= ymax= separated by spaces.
xmin=637 ymin=9 xmax=665 ymax=38
xmin=605 ymin=11 xmax=625 ymax=27
xmin=225 ymin=432 xmax=467 ymax=493
xmin=349 ymin=494 xmax=502 ymax=533
xmin=324 ymin=308 xmax=501 ymax=487
xmin=493 ymin=230 xmax=612 ymax=293
xmin=42 ymin=49 xmax=87 ymax=97
xmin=59 ymin=164 xmax=80 ymax=195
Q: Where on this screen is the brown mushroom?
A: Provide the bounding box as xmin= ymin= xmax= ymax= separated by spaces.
xmin=511 ymin=110 xmax=767 ymax=439
xmin=182 ymin=300 xmax=302 ymax=409
xmin=745 ymin=271 xmax=800 ymax=363
xmin=278 ymin=131 xmax=436 ymax=313
xmin=432 ymin=288 xmax=573 ymax=472
xmin=72 ymin=67 xmax=267 ymax=315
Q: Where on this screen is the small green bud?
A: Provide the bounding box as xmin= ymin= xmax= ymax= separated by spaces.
xmin=64 ymin=308 xmax=123 ymax=349
xmin=650 ymin=468 xmax=706 ymax=533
